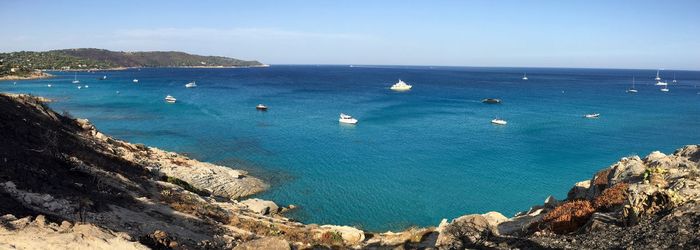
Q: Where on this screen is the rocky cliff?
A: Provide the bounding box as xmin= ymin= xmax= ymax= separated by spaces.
xmin=0 ymin=92 xmax=698 ymax=249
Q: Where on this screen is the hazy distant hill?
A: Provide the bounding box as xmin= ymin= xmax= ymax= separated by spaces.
xmin=0 ymin=48 xmax=263 ymax=76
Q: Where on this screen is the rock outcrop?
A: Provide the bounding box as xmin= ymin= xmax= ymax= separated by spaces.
xmin=435 ymin=145 xmax=700 ymax=249
xmin=0 ymin=214 xmax=148 ymax=250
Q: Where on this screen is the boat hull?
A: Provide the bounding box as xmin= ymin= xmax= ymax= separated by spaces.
xmin=339 ymin=119 xmax=358 ymax=124
xmin=491 ymin=119 xmax=507 ymax=125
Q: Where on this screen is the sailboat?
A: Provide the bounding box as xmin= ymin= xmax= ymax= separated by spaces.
xmin=72 ymin=72 xmax=80 ymax=84
xmin=654 ymin=70 xmax=668 ymax=86
xmin=626 ymin=77 xmax=638 ymax=93
xmin=672 ymin=73 xmax=677 ymax=83
xmin=522 ymin=73 xmax=528 ymax=80
xmin=655 ymin=70 xmax=661 ymax=81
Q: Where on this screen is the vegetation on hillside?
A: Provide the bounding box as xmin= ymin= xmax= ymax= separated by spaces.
xmin=0 ymin=48 xmax=263 ymax=77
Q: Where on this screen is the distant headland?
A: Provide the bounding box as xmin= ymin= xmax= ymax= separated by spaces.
xmin=0 ymin=48 xmax=266 ymax=80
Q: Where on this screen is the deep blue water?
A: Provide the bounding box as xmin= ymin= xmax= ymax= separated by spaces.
xmin=2 ymin=65 xmax=699 ymax=231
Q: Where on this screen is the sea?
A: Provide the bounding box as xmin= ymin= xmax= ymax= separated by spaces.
xmin=2 ymin=65 xmax=699 ymax=231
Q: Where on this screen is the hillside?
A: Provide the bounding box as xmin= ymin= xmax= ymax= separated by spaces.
xmin=0 ymin=48 xmax=264 ymax=78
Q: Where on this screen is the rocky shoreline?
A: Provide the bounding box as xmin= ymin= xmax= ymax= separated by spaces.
xmin=0 ymin=71 xmax=53 ymax=81
xmin=0 ymin=92 xmax=698 ymax=249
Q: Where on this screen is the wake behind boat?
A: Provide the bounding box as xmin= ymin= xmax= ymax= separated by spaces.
xmin=390 ymin=79 xmax=412 ymax=91
xmin=339 ymin=113 xmax=358 ymax=124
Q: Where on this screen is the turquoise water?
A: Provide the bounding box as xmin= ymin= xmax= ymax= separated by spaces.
xmin=2 ymin=66 xmax=699 ymax=231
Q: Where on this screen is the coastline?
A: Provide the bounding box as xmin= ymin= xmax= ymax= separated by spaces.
xmin=0 ymin=71 xmax=53 ymax=81
xmin=43 ymin=64 xmax=270 ymax=73
xmin=0 ymin=92 xmax=699 ymax=249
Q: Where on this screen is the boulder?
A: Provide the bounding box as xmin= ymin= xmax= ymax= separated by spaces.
xmin=435 ymin=214 xmax=494 ymax=249
xmin=482 ymin=211 xmax=508 ymax=226
xmin=544 ymin=195 xmax=559 ymax=208
xmin=609 ymin=156 xmax=646 ymax=185
xmin=644 ymin=151 xmax=667 ymax=162
xmin=674 ymin=145 xmax=700 ymax=162
xmin=316 ymin=225 xmax=365 ymax=245
xmin=482 ymin=211 xmax=508 ymax=235
xmin=240 ymin=198 xmax=279 ymax=215
xmin=233 ymin=236 xmax=290 ymax=250
xmin=75 ymin=118 xmax=95 ymax=131
xmin=567 ymin=180 xmax=591 ymax=200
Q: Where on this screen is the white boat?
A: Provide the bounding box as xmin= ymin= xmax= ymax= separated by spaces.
xmin=165 ymin=95 xmax=177 ymax=103
xmin=390 ymin=79 xmax=412 ymax=91
xmin=660 ymin=86 xmax=669 ymax=92
xmin=672 ymin=73 xmax=677 ymax=83
xmin=626 ymin=77 xmax=638 ymax=93
xmin=339 ymin=113 xmax=358 ymax=124
xmin=522 ymin=73 xmax=528 ymax=80
xmin=185 ymin=81 xmax=197 ymax=88
xmin=72 ymin=72 xmax=80 ymax=84
xmin=133 ymin=79 xmax=139 ymax=83
xmin=47 ymin=84 xmax=52 ymax=88
xmin=654 ymin=70 xmax=668 ymax=86
xmin=491 ymin=119 xmax=507 ymax=125
xmin=584 ymin=113 xmax=600 ymax=118
xmin=84 ymin=85 xmax=89 ymax=88
xmin=77 ymin=86 xmax=82 ymax=89
xmin=99 ymin=75 xmax=107 ymax=80
xmin=256 ymin=104 xmax=268 ymax=111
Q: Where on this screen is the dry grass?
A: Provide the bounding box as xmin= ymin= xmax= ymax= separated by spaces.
xmin=535 ymin=200 xmax=595 ymax=234
xmin=159 ymin=189 xmax=230 ymax=223
xmin=593 ymin=183 xmax=629 ymax=211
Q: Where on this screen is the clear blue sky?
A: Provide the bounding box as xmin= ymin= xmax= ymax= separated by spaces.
xmin=1 ymin=0 xmax=699 ymax=69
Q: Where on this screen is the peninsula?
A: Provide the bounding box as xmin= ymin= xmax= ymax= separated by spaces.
xmin=0 ymin=93 xmax=698 ymax=249
xmin=0 ymin=48 xmax=265 ymax=80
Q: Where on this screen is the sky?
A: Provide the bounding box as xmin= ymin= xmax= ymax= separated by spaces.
xmin=1 ymin=0 xmax=699 ymax=69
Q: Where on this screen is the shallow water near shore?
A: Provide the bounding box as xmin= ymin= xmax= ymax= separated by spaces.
xmin=2 ymin=66 xmax=699 ymax=231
